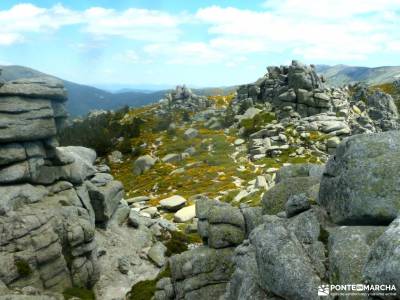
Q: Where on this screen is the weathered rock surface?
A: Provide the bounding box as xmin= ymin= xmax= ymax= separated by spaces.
xmin=250 ymin=216 xmax=322 ymax=300
xmin=319 ymin=131 xmax=400 ymax=225
xmin=262 ymin=176 xmax=319 ymax=215
xmin=0 ymin=76 xmax=127 ymax=297
xmin=363 ymin=217 xmax=400 ymax=295
xmin=168 ymin=246 xmax=235 ymax=300
xmin=328 ymin=226 xmax=385 ymax=288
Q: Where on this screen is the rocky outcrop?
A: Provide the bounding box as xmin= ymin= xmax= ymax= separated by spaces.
xmin=0 ymin=77 xmax=124 ymax=296
xmin=233 ymin=60 xmax=347 ymax=118
xmin=231 ymin=61 xmax=400 ymax=161
xmin=158 ymin=85 xmax=213 ymax=113
xmin=155 ymin=246 xmax=235 ymax=300
xmin=154 ymin=197 xmax=248 ymax=300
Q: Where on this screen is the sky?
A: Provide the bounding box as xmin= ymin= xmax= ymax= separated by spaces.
xmin=0 ymin=0 xmax=400 ymax=88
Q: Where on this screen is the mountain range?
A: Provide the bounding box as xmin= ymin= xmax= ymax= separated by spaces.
xmin=316 ymin=64 xmax=400 ymax=86
xmin=1 ymin=64 xmax=399 ymax=116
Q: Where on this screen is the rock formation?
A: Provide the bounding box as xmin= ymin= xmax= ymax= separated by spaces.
xmin=3 ymin=61 xmax=400 ymax=300
xmin=229 ymin=61 xmax=400 ymax=161
xmin=0 ymin=76 xmax=126 ymax=297
xmin=158 ymin=85 xmax=213 ymax=113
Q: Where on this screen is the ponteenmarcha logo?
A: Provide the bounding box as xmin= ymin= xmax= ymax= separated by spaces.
xmin=317 ymin=284 xmax=396 ymax=297
xmin=318 ymin=285 xmax=330 ymax=296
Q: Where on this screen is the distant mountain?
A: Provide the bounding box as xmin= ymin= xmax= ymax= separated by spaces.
xmin=0 ymin=65 xmax=169 ymax=116
xmin=0 ymin=65 xmax=236 ymax=116
xmin=316 ymin=64 xmax=400 ymax=86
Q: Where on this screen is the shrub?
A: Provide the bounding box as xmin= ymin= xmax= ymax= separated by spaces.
xmin=15 ymin=258 xmax=32 ymax=277
xmin=165 ymin=231 xmax=189 ymax=257
xmin=59 ymin=108 xmax=144 ymax=156
xmin=240 ymin=112 xmax=276 ymax=136
xmin=63 ymin=287 xmax=96 ymax=300
xmin=127 ymin=264 xmax=171 ymax=300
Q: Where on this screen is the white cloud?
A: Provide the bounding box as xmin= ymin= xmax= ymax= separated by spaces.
xmin=195 ymin=3 xmax=400 ymax=62
xmin=0 ymin=3 xmax=81 ymax=45
xmin=1 ymin=1 xmax=399 ymax=66
xmin=0 ymin=32 xmax=23 ymax=45
xmin=82 ymin=7 xmax=183 ymax=42
xmin=0 ymin=3 xmax=183 ymax=45
xmin=262 ymin=0 xmax=400 ymax=19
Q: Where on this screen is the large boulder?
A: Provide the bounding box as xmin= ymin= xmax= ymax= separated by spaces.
xmin=319 ymin=131 xmax=400 ymax=225
xmin=366 ymin=91 xmax=399 ymax=131
xmin=0 ymin=78 xmax=67 ymax=144
xmin=223 ymin=241 xmax=270 ymax=300
xmin=262 ymin=176 xmax=320 ymax=215
xmin=328 ymin=226 xmax=385 ymax=288
xmin=87 ymin=180 xmax=124 ymax=227
xmin=168 ymin=246 xmax=235 ymax=300
xmin=199 ymin=203 xmax=246 ymax=249
xmin=250 ymin=216 xmax=321 ymax=300
xmin=363 ymin=217 xmax=400 ymax=295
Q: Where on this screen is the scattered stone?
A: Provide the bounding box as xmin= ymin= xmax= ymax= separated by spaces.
xmin=159 ymin=195 xmax=187 ymax=212
xmin=174 ymin=205 xmax=196 ymax=223
xmin=108 ymin=150 xmax=123 ymax=164
xmin=234 ymin=139 xmax=245 ymax=146
xmin=126 ymin=196 xmax=150 ymax=204
xmin=141 ymin=207 xmax=158 ymax=218
xmin=184 ymin=128 xmax=199 ymax=140
xmin=162 ymin=153 xmax=181 ymax=163
xmin=147 ymin=242 xmax=167 ymax=267
xmin=133 ymin=155 xmax=156 ymax=175
xmin=118 ymin=256 xmax=130 ymax=274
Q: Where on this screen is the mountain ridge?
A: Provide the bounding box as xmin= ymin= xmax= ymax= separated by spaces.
xmin=0 ymin=65 xmax=236 ymax=117
xmin=316 ymin=64 xmax=400 ymax=86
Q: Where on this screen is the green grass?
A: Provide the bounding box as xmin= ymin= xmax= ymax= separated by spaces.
xmin=127 ymin=264 xmax=171 ymax=300
xmin=63 ymin=287 xmax=96 ymax=300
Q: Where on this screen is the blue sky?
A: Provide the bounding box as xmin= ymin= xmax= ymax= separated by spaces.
xmin=0 ymin=0 xmax=400 ymax=88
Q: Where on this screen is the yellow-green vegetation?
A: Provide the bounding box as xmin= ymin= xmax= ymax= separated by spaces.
xmin=372 ymin=83 xmax=400 ymax=110
xmin=208 ymin=93 xmax=235 ymax=108
xmin=255 ymin=147 xmax=321 ymax=170
xmin=14 ymin=258 xmax=32 ymax=277
xmin=239 ymin=111 xmax=276 ymax=136
xmin=241 ymin=112 xmax=276 ymax=132
xmin=220 ymin=190 xmax=264 ymax=207
xmin=111 ymin=116 xmax=257 ymax=204
xmin=63 ymin=287 xmax=96 ymax=300
xmin=127 ymin=264 xmax=171 ymax=300
xmin=372 ymin=83 xmax=397 ymax=95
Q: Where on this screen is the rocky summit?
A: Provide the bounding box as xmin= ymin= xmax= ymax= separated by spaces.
xmin=1 ymin=61 xmax=400 ymax=300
